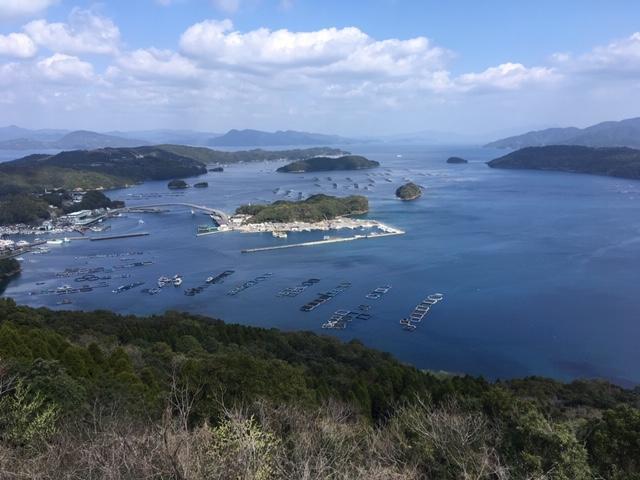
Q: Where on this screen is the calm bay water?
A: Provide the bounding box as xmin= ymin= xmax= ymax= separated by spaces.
xmin=4 ymin=144 xmax=640 ymax=386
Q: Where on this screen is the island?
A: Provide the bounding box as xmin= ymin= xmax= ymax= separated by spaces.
xmin=277 ymin=155 xmax=380 ymax=173
xmin=167 ymin=179 xmax=188 ymax=189
xmin=395 ymin=182 xmax=422 ymax=200
xmin=0 ymin=257 xmax=20 ymax=280
xmin=193 ymin=182 xmax=209 ymax=188
xmin=487 ymin=145 xmax=640 ymax=180
xmin=236 ymin=194 xmax=369 ymax=223
xmin=208 ymin=167 xmax=224 ymax=172
xmin=158 ymin=145 xmax=349 ymax=164
xmin=447 ymin=156 xmax=468 ymax=164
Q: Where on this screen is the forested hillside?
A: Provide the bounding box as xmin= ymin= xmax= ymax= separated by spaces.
xmin=0 ymin=298 xmax=638 ymax=478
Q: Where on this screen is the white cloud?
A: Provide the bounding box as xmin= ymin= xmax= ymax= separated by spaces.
xmin=114 ymin=48 xmax=200 ymax=81
xmin=569 ymin=32 xmax=640 ymax=74
xmin=24 ymin=8 xmax=120 ymax=55
xmin=179 ymin=19 xmax=449 ymax=83
xmin=0 ymin=33 xmax=37 ymax=58
xmin=36 ymin=53 xmax=94 ymax=82
xmin=0 ymin=0 xmax=57 ymax=19
xmin=456 ymin=62 xmax=559 ymax=92
xmin=212 ymin=0 xmax=241 ymax=13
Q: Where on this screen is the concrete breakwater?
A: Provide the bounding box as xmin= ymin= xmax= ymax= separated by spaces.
xmin=241 ymin=230 xmax=405 ymax=253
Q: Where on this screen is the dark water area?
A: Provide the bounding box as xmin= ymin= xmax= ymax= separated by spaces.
xmin=4 ymin=144 xmax=640 ymax=386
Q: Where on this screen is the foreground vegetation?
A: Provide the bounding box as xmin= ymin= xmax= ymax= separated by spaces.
xmin=236 ymin=194 xmax=369 ymax=223
xmin=488 ymin=145 xmax=640 ymax=180
xmin=0 ymin=298 xmax=639 ymax=478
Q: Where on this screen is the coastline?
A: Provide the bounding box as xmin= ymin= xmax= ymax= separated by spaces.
xmin=219 ymin=216 xmax=404 ymax=235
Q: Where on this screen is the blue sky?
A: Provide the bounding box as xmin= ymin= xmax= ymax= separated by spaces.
xmin=1 ymin=0 xmax=639 ymax=137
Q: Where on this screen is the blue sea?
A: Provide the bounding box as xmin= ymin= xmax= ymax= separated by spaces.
xmin=3 ymin=144 xmax=640 ymax=386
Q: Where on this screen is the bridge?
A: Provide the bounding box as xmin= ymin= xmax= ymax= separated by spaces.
xmin=118 ymin=203 xmax=230 ymax=225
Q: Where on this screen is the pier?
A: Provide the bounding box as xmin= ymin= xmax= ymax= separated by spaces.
xmin=89 ymin=232 xmax=150 ymax=241
xmin=241 ymin=230 xmax=404 ymax=253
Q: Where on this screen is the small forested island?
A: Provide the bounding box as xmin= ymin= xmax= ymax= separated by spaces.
xmin=447 ymin=156 xmax=468 ymax=164
xmin=0 ymin=258 xmax=20 ymax=279
xmin=277 ymin=155 xmax=380 ymax=173
xmin=193 ymin=181 xmax=209 ymax=188
xmin=488 ymin=145 xmax=640 ymax=180
xmin=0 ymin=297 xmax=638 ymax=478
xmin=236 ymin=194 xmax=368 ymax=223
xmin=395 ymin=182 xmax=422 ymax=200
xmin=167 ymin=179 xmax=188 ymax=189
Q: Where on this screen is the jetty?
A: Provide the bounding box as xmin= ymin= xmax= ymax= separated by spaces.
xmin=89 ymin=232 xmax=150 ymax=242
xmin=241 ymin=230 xmax=404 ymax=253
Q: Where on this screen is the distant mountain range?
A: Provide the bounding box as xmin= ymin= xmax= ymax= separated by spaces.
xmin=486 ymin=117 xmax=640 ymax=149
xmin=0 ymin=126 xmax=360 ymax=150
xmin=208 ymin=129 xmax=359 ymax=147
xmin=0 ymin=128 xmax=149 ymax=150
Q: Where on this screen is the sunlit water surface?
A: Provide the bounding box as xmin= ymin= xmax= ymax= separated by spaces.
xmin=4 ymin=145 xmax=640 ymax=386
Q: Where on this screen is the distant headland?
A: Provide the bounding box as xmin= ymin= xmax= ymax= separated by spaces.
xmin=487 ymin=145 xmax=640 ymax=180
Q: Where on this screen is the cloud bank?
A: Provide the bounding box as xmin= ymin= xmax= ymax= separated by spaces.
xmin=0 ymin=8 xmax=639 ymax=135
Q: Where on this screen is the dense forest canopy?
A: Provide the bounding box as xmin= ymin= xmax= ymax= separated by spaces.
xmin=0 ymin=298 xmax=638 ymax=478
xmin=236 ymin=194 xmax=369 ymax=223
xmin=395 ymin=182 xmax=422 ymax=200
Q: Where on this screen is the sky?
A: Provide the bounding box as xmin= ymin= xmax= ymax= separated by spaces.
xmin=1 ymin=0 xmax=640 ymax=138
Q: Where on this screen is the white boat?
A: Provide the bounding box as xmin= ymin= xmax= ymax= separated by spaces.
xmin=272 ymin=231 xmax=288 ymax=239
xmin=173 ymin=275 xmax=183 ymax=287
xmin=46 ymin=239 xmax=63 ymax=245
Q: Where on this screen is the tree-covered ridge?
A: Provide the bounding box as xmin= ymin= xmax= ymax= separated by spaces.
xmin=276 ymin=155 xmax=380 ymax=172
xmin=0 ymin=298 xmax=639 ymax=478
xmin=1 ymin=146 xmax=207 ymax=192
xmin=488 ymin=145 xmax=640 ymax=180
xmin=158 ymin=145 xmax=348 ymax=164
xmin=0 ymin=258 xmax=20 ymax=279
xmin=0 ymin=194 xmax=51 ymax=225
xmin=236 ymin=194 xmax=369 ymax=223
xmin=395 ymin=182 xmax=422 ymax=200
